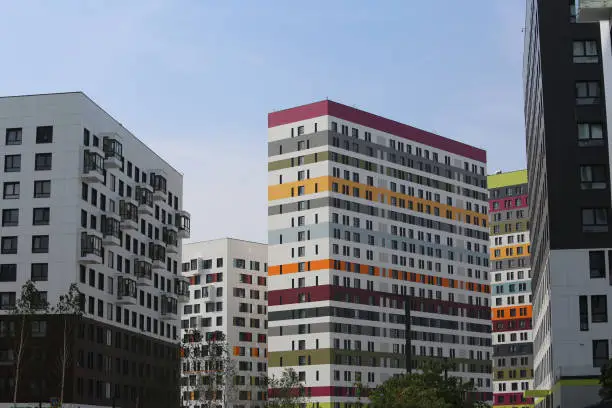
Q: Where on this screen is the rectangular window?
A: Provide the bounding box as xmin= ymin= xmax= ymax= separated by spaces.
xmin=589 ymin=251 xmax=606 ymax=278
xmin=33 ymin=180 xmax=51 ymax=198
xmin=580 ymin=295 xmax=589 ymax=331
xmin=580 ymin=165 xmax=607 ymax=189
xmin=593 ymin=340 xmax=609 ymax=368
xmin=1 ymin=237 xmax=18 ymax=254
xmin=592 ymin=295 xmax=608 ymax=323
xmin=5 ymin=128 xmax=22 ymax=145
xmin=31 ymin=263 xmax=48 ymax=281
xmin=36 ymin=126 xmax=53 ymax=144
xmin=33 ymin=208 xmax=50 ymax=226
xmin=578 ymin=123 xmax=604 ymax=146
xmin=0 ymin=264 xmax=17 ymax=282
xmin=576 ymin=81 xmax=601 ymax=104
xmin=34 ymin=153 xmax=52 ymax=171
xmin=31 ymin=235 xmax=49 ymax=254
xmin=2 ymin=182 xmax=19 ymax=199
xmin=582 ymin=208 xmax=609 ymax=232
xmin=2 ymin=209 xmax=19 ymax=227
xmin=573 ymin=40 xmax=599 ymax=63
xmin=4 ymin=154 xmax=21 ymax=172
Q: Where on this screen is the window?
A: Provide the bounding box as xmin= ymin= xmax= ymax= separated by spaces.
xmin=0 ymin=292 xmax=16 ymax=309
xmin=31 ymin=321 xmax=47 ymax=337
xmin=578 ymin=123 xmax=604 ymax=146
xmin=34 ymin=153 xmax=52 ymax=171
xmin=31 ymin=263 xmax=48 ymax=281
xmin=576 ymin=81 xmax=601 ymax=104
xmin=580 ymin=295 xmax=589 ymax=331
xmin=33 ymin=208 xmax=50 ymax=226
xmin=0 ymin=264 xmax=17 ymax=282
xmin=573 ymin=40 xmax=599 ymax=63
xmin=5 ymin=128 xmax=22 ymax=145
xmin=32 ymin=235 xmax=49 ymax=254
xmin=36 ymin=126 xmax=53 ymax=144
xmin=1 ymin=237 xmax=18 ymax=254
xmin=592 ymin=295 xmax=608 ymax=323
xmin=580 ymin=165 xmax=607 ymax=189
xmin=593 ymin=340 xmax=609 ymax=368
xmin=2 ymin=182 xmax=19 ymax=199
xmin=2 ymin=209 xmax=19 ymax=227
xmin=589 ymin=251 xmax=606 ymax=278
xmin=4 ymin=154 xmax=21 ymax=172
xmin=34 ymin=180 xmax=51 ymax=198
xmin=582 ymin=208 xmax=609 ymax=232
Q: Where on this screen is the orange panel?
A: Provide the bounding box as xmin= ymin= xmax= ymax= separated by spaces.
xmin=490 ymin=244 xmax=531 ymax=260
xmin=492 ymin=305 xmax=533 ymax=321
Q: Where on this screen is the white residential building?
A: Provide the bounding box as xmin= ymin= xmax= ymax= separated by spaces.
xmin=0 ymin=92 xmax=190 ymax=408
xmin=180 ymin=238 xmax=268 ymax=408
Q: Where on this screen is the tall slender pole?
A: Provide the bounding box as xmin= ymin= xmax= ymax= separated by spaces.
xmin=405 ymin=295 xmax=412 ymax=374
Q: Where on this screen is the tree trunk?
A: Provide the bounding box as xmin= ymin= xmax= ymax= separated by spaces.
xmin=60 ymin=317 xmax=68 ymax=405
xmin=13 ymin=314 xmax=26 ymax=404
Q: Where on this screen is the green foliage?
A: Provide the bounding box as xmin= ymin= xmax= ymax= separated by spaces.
xmin=53 ymin=283 xmax=83 ymax=316
xmin=12 ymin=280 xmax=49 ymax=315
xmin=264 ymin=368 xmax=306 ymax=408
xmin=600 ymin=360 xmax=612 ymax=400
xmin=369 ymin=362 xmax=484 ymax=408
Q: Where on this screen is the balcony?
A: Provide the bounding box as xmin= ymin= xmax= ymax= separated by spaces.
xmin=174 ymin=278 xmax=189 ymax=301
xmin=101 ymin=134 xmax=124 ymax=169
xmin=80 ymin=232 xmax=103 ymax=264
xmin=135 ymin=259 xmax=153 ymax=286
xmin=176 ymin=210 xmax=191 ymax=239
xmin=163 ymin=227 xmax=179 ymax=254
xmin=102 ymin=214 xmax=121 ymax=246
xmin=161 ymin=294 xmax=178 ymax=320
xmin=117 ymin=276 xmax=137 ymax=305
xmin=149 ymin=242 xmax=166 ymax=270
xmin=577 ymin=0 xmax=612 ymax=22
xmin=82 ymin=150 xmax=105 ymax=183
xmin=119 ymin=200 xmax=138 ymax=230
xmin=151 ymin=173 xmax=167 ymax=202
xmin=136 ymin=184 xmax=154 ymax=216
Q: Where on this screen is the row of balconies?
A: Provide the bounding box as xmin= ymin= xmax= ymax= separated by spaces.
xmin=115 ymin=275 xmax=185 ymax=319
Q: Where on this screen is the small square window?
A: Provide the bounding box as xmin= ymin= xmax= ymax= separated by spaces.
xmin=34 ymin=180 xmax=51 ymax=198
xmin=33 ymin=208 xmax=50 ymax=226
xmin=34 ymin=153 xmax=52 ymax=171
xmin=2 ymin=209 xmax=19 ymax=227
xmin=2 ymin=182 xmax=19 ymax=199
xmin=31 ymin=263 xmax=48 ymax=281
xmin=5 ymin=128 xmax=22 ymax=145
xmin=0 ymin=264 xmax=17 ymax=282
xmin=0 ymin=237 xmax=18 ymax=255
xmin=32 ymin=235 xmax=49 ymax=254
xmin=4 ymin=154 xmax=21 ymax=172
xmin=36 ymin=126 xmax=53 ymax=144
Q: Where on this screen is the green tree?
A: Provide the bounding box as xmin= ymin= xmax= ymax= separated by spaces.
xmin=369 ymin=362 xmax=483 ymax=408
xmin=11 ymin=280 xmax=49 ymax=405
xmin=599 ymin=359 xmax=612 ymax=401
xmin=52 ymin=283 xmax=83 ymax=407
xmin=264 ymin=368 xmax=306 ymax=408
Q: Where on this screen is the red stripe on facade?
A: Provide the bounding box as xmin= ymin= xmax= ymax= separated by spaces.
xmin=489 ymin=194 xmax=528 ymax=213
xmin=493 ymin=392 xmax=534 ymax=405
xmin=268 ymin=100 xmax=487 ymax=162
xmin=492 ymin=317 xmax=532 ymax=332
xmin=268 ymin=285 xmax=491 ymax=320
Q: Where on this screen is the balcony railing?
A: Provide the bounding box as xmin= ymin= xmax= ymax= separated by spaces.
xmin=136 ymin=185 xmax=153 ymax=208
xmin=175 ymin=278 xmax=189 ymax=298
xmin=119 ymin=200 xmax=138 ymax=222
xmin=103 ymin=136 xmax=123 ymax=161
xmin=117 ymin=276 xmax=137 ymax=300
xmin=135 ymin=260 xmax=153 ymax=282
xmin=81 ymin=233 xmax=102 ymax=257
xmin=161 ymin=294 xmax=178 ymax=315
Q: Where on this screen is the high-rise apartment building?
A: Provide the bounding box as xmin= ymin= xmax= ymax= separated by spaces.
xmin=0 ymin=92 xmax=190 ymax=408
xmin=488 ymin=170 xmax=534 ymax=408
xmin=524 ymin=1 xmax=612 ymax=406
xmin=267 ymin=100 xmax=493 ymax=406
xmin=180 ymin=238 xmax=268 ymax=408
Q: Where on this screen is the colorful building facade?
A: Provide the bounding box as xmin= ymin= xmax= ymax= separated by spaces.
xmin=489 ymin=170 xmax=534 ymax=408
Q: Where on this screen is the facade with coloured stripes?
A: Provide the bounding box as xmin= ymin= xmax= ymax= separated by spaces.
xmin=179 ymin=238 xmax=268 ymax=408
xmin=267 ymin=100 xmax=493 ymax=407
xmin=488 ymin=170 xmax=534 ymax=408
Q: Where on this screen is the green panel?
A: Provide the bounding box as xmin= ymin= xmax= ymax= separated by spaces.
xmin=488 ymin=169 xmax=528 ymax=189
xmin=494 ymin=367 xmax=534 ymax=380
xmin=268 ymin=158 xmax=292 ymax=171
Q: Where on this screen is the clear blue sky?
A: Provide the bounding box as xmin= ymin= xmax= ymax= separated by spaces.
xmin=1 ymin=0 xmax=526 ymax=243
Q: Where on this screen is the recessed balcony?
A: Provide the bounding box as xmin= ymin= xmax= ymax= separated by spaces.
xmin=82 ymin=150 xmax=105 ymax=184
xmin=163 ymin=227 xmax=179 ymax=254
xmin=149 ymin=242 xmax=166 ymax=270
xmin=577 ymin=0 xmax=612 ymax=22
xmin=176 ymin=210 xmax=191 ymax=239
xmin=80 ymin=232 xmax=103 ymax=264
xmin=101 ymin=134 xmax=124 ymax=169
xmin=119 ymin=200 xmax=139 ymax=230
xmin=135 ymin=259 xmax=153 ymax=286
xmin=174 ymin=278 xmax=189 ymax=302
xmin=161 ymin=294 xmax=178 ymax=320
xmin=102 ymin=214 xmax=121 ymax=246
xmin=151 ymin=173 xmax=167 ymax=202
xmin=136 ymin=184 xmax=154 ymax=216
xmin=116 ymin=276 xmax=137 ymax=305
